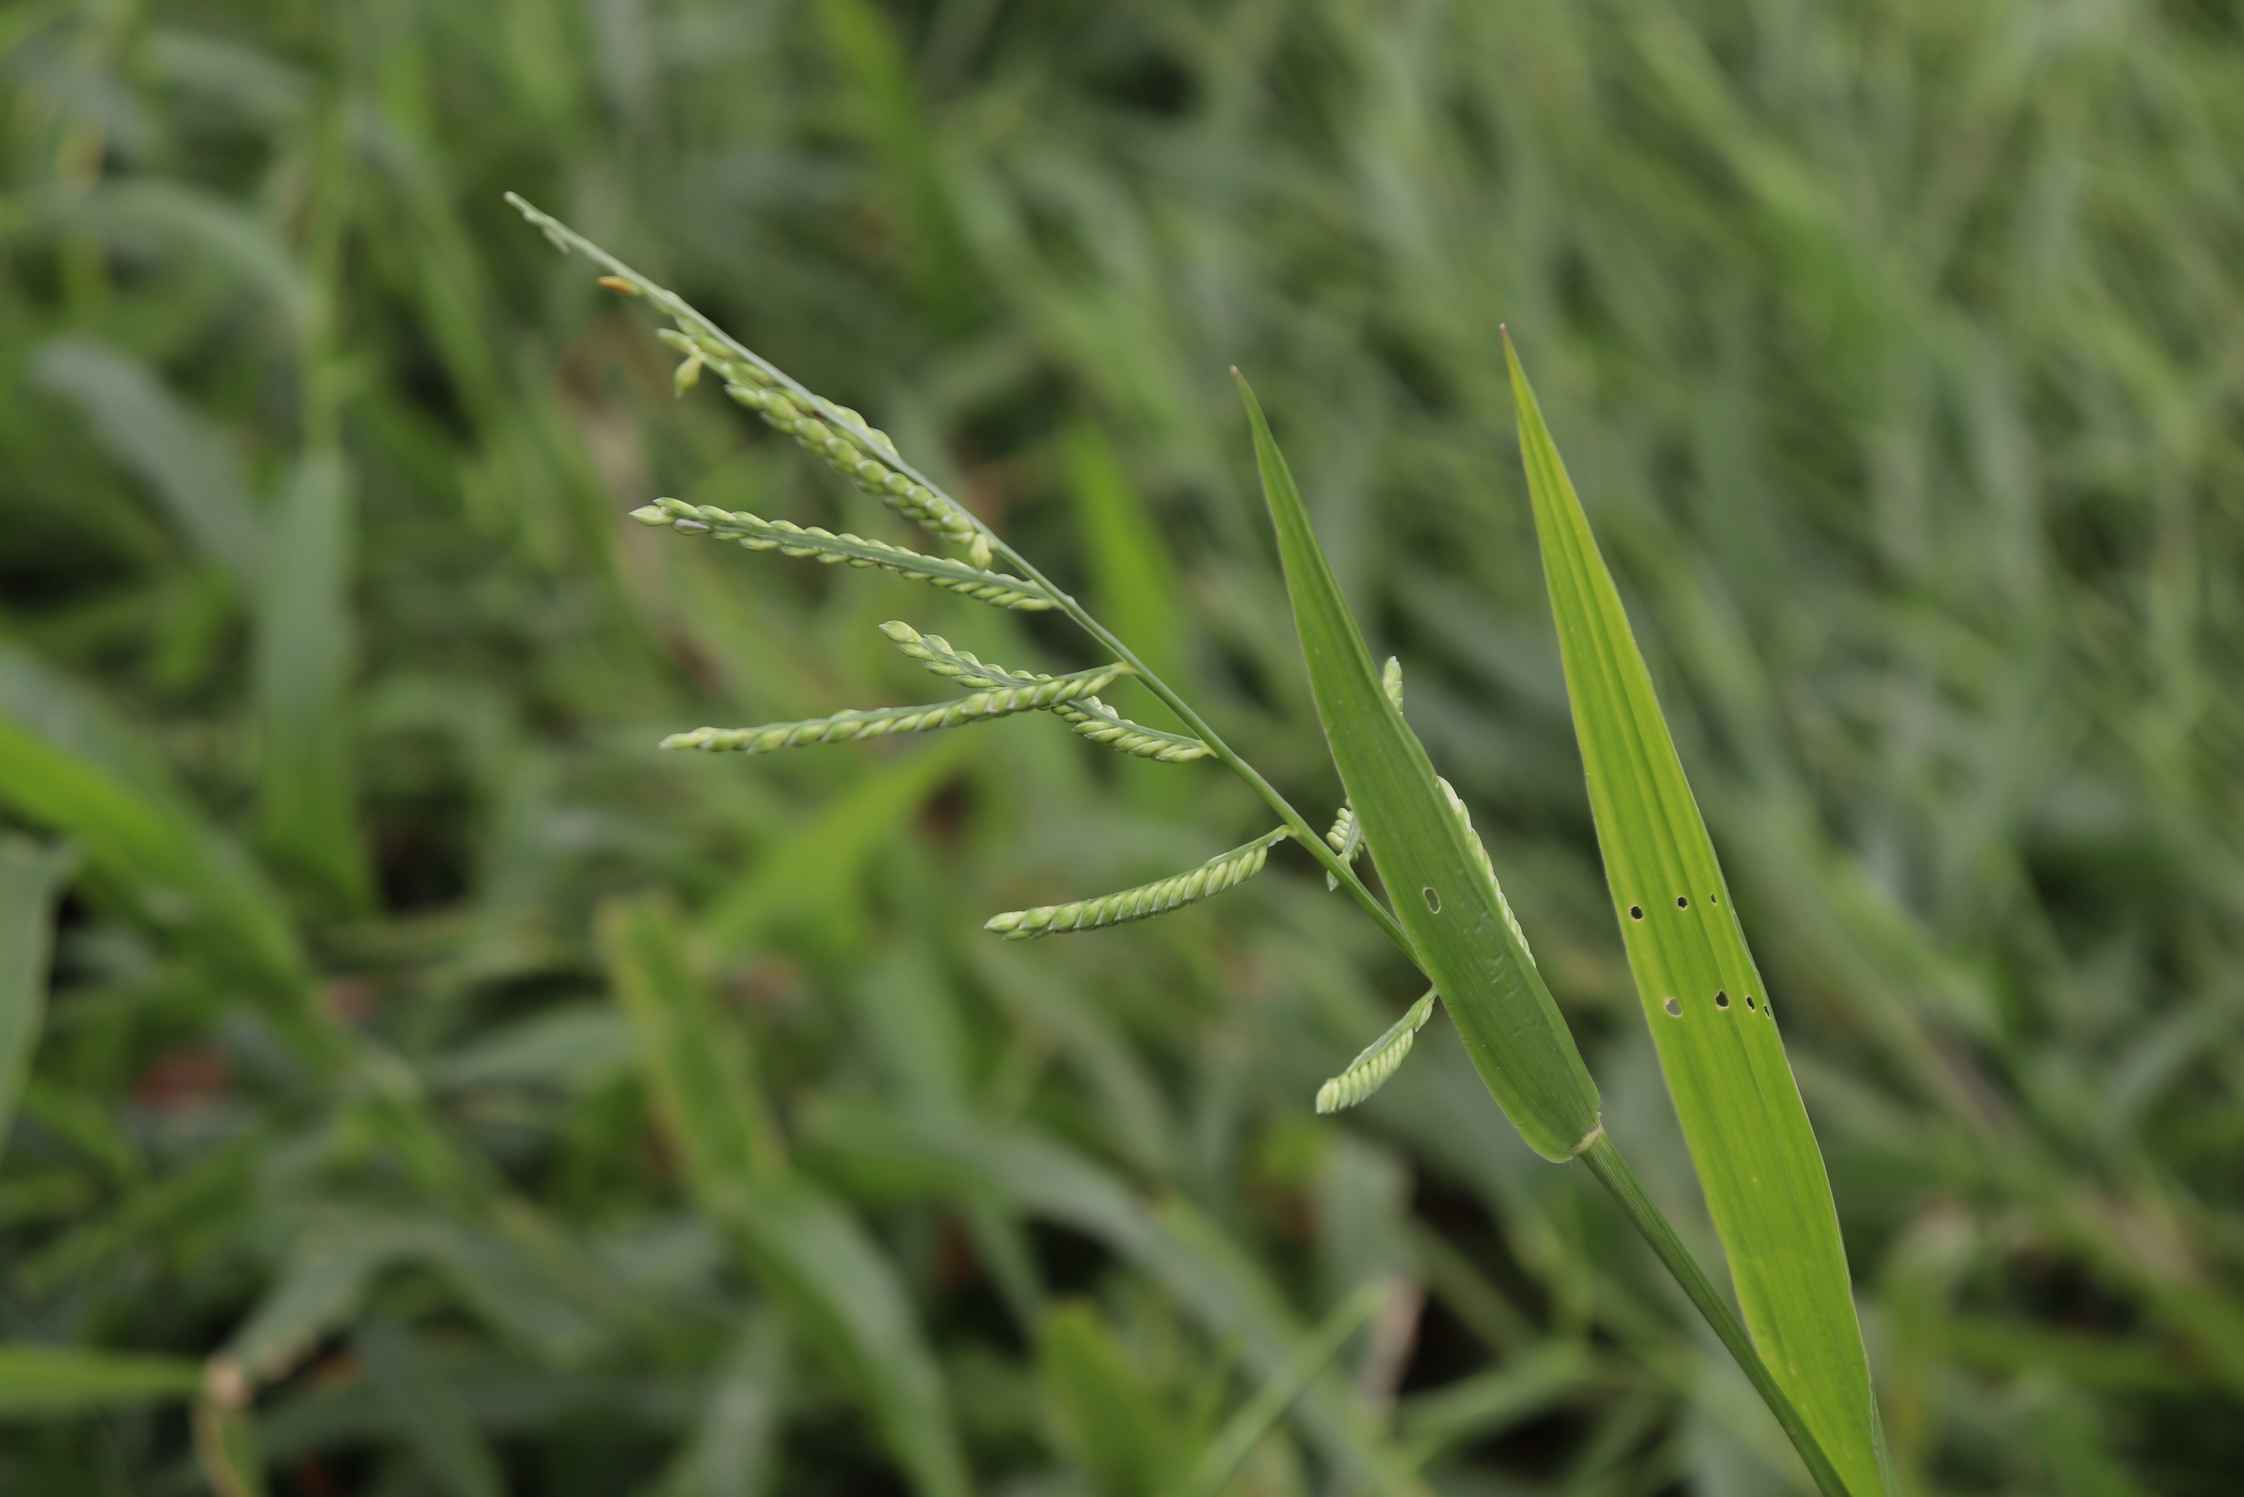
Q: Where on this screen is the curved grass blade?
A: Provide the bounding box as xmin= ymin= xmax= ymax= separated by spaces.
xmin=1236 ymin=372 xmax=1601 ymax=1163
xmin=1315 ymin=990 xmax=1436 ymax=1115
xmin=0 ymin=838 xmax=72 ymax=1153
xmin=1179 ymin=1280 xmax=1388 ymax=1497
xmin=602 ymin=897 xmax=969 ymax=1496
xmin=1503 ymin=332 xmax=1888 ymax=1496
xmin=984 ymin=828 xmax=1287 ymax=940
xmin=0 ymin=1345 xmax=203 ymax=1417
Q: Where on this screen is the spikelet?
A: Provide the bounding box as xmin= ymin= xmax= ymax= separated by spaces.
xmin=663 ymin=667 xmax=1126 ymax=754
xmin=984 ymin=829 xmax=1287 ymax=940
xmin=883 ymin=622 xmax=1212 ymax=763
xmin=1052 ymin=697 xmax=1211 ymax=763
xmin=1382 ymin=655 xmax=1404 ymax=710
xmin=880 ymin=622 xmax=1018 ymax=689
xmin=1315 ymin=990 xmax=1438 ymax=1114
xmin=631 ymin=500 xmax=1051 ymax=611
xmin=503 ymin=194 xmax=984 ymax=554
xmin=718 ymin=377 xmax=977 ymax=547
xmin=1437 ymin=776 xmax=1533 ymax=966
xmin=1322 ymin=804 xmax=1364 ymax=891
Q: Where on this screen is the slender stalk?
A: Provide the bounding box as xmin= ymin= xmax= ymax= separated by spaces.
xmin=1581 ymin=1134 xmax=1854 ymax=1497
xmin=984 ymin=536 xmax=1414 ymax=955
xmin=510 ymin=201 xmax=1857 ymax=1492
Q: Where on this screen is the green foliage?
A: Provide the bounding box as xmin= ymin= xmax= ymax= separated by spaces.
xmin=0 ymin=1346 xmax=203 ymax=1417
xmin=1240 ymin=374 xmax=1604 ymax=1164
xmin=6 ymin=3 xmax=2243 ymax=1494
xmin=1507 ymin=334 xmax=1889 ymax=1494
xmin=0 ymin=839 xmax=71 ymax=1152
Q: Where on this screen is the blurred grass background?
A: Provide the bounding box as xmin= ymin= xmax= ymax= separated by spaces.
xmin=5 ymin=0 xmax=2243 ymax=1492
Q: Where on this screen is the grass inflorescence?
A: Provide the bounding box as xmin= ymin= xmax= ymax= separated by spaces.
xmin=524 ymin=195 xmax=1875 ymax=1494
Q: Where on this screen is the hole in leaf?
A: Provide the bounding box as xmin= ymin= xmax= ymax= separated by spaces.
xmin=1422 ymin=886 xmax=1441 ymax=913
xmin=1745 ymin=994 xmax=1757 ymax=1011
xmin=1710 ymin=893 xmax=1719 ymax=905
xmin=1675 ymin=896 xmax=1689 ymax=909
xmin=1662 ymin=997 xmax=1682 ymax=1018
xmin=1627 ymin=905 xmax=1643 ymax=921
xmin=1714 ymin=990 xmax=1730 ymax=1009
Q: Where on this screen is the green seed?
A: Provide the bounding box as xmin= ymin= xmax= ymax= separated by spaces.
xmin=663 ymin=667 xmax=1125 ymax=754
xmin=984 ymin=829 xmax=1287 ymax=940
xmin=635 ymin=500 xmax=1052 ymax=611
xmin=1315 ymin=991 xmax=1437 ymax=1114
xmin=883 ymin=623 xmax=1211 ymax=763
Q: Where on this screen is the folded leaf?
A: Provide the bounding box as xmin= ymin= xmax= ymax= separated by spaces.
xmin=1237 ymin=372 xmax=1601 ymax=1163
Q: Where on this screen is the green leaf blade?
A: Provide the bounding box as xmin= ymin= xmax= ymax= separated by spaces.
xmin=1503 ymin=334 xmax=1887 ymax=1496
xmin=0 ymin=837 xmax=72 ymax=1154
xmin=1236 ymin=373 xmax=1601 ymax=1163
xmin=0 ymin=1345 xmax=203 ymax=1419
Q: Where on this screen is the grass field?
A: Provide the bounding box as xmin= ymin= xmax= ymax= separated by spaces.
xmin=5 ymin=2 xmax=2244 ymax=1492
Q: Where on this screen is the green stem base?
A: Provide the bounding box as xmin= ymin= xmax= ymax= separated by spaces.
xmin=1581 ymin=1134 xmax=1855 ymax=1497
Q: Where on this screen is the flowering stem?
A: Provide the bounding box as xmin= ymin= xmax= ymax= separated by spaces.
xmin=984 ymin=535 xmax=1413 ymax=956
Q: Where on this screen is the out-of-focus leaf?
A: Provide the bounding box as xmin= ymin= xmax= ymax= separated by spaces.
xmin=719 ymin=1186 xmax=972 ymax=1497
xmin=29 ymin=179 xmax=316 ymax=339
xmin=0 ymin=647 xmax=307 ymax=1001
xmin=1039 ymin=1301 xmax=1188 ymax=1497
xmin=0 ymin=1345 xmax=201 ymax=1417
xmin=803 ymin=1107 xmax=1427 ymax=1497
xmin=701 ymin=735 xmax=975 ymax=954
xmin=0 ymin=837 xmax=72 ymax=1153
xmin=194 ymin=1383 xmax=269 ymax=1497
xmin=603 ymin=895 xmax=970 ymax=1496
xmin=219 ymin=1228 xmax=400 ymax=1389
xmin=650 ymin=1317 xmax=786 ymax=1497
xmin=1180 ymin=1280 xmax=1387 ymax=1497
xmin=254 ymin=450 xmax=372 ymax=909
xmin=431 ymin=1005 xmax=633 ymax=1094
xmin=31 ymin=338 xmax=262 ymax=586
xmin=1394 ymin=1341 xmax=1603 ymax=1470
xmin=603 ymin=895 xmax=783 ymax=1190
xmin=359 ymin=1321 xmax=508 ymax=1497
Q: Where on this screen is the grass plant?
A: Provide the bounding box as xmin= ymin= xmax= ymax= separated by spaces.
xmin=6 ymin=6 xmax=2241 ymax=1492
xmin=512 ymin=197 xmax=1881 ymax=1494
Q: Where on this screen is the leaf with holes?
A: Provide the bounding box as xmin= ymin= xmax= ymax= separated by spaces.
xmin=1504 ymin=332 xmax=1889 ymax=1496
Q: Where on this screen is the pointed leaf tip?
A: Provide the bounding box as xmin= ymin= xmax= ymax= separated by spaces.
xmin=1506 ymin=343 xmax=1889 ymax=1494
xmin=1239 ymin=378 xmax=1601 ymax=1162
